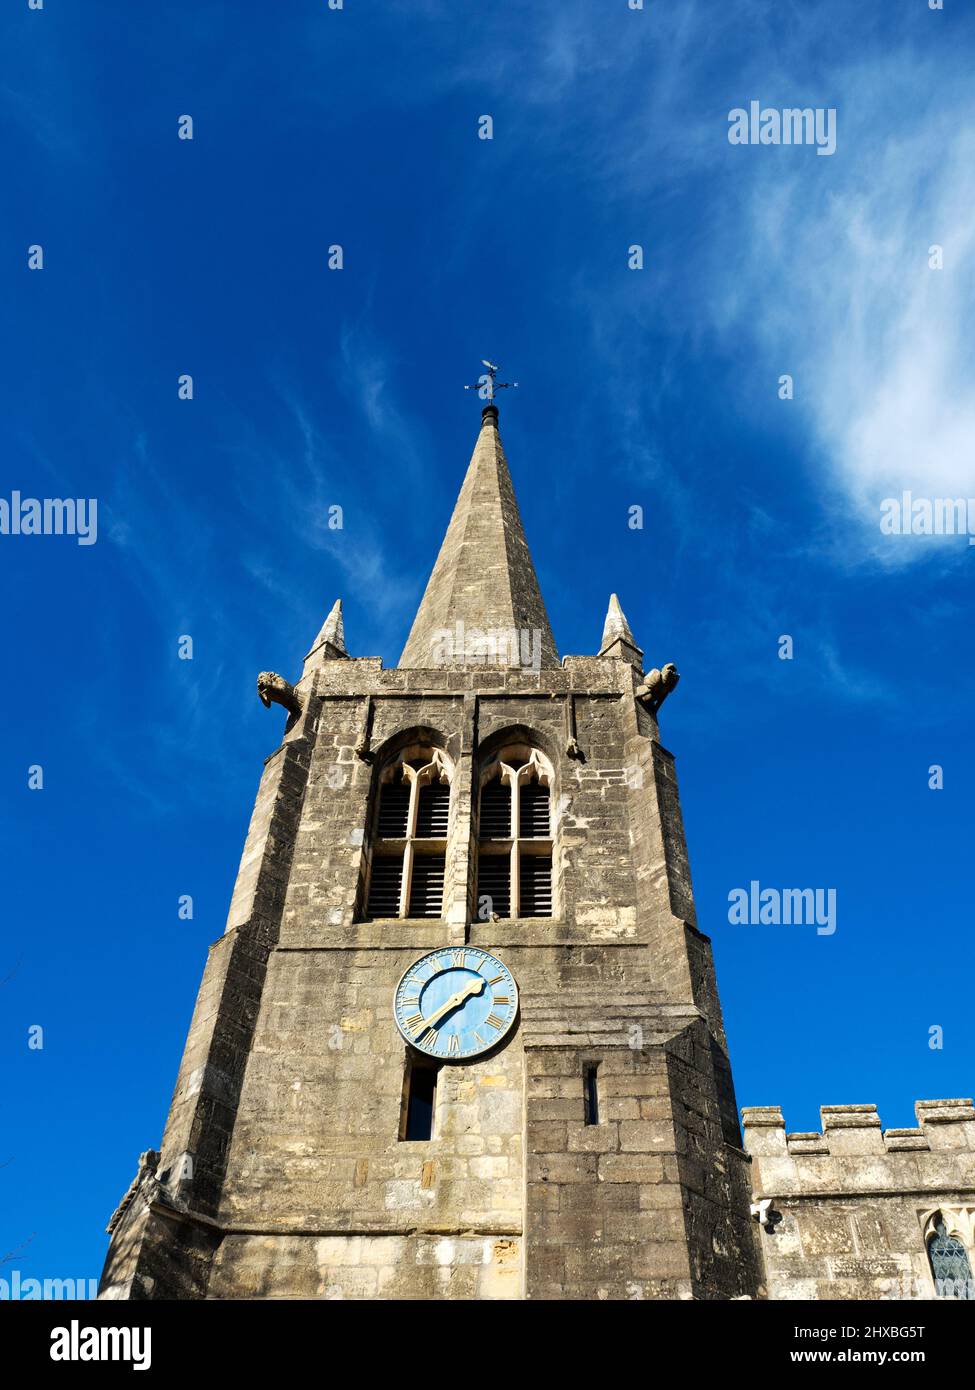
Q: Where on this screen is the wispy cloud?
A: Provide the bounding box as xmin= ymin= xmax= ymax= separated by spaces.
xmin=715 ymin=59 xmax=975 ymax=562
xmin=435 ymin=3 xmax=975 ymax=569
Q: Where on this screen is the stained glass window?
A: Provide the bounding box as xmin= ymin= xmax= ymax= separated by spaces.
xmin=929 ymin=1217 xmax=975 ymax=1299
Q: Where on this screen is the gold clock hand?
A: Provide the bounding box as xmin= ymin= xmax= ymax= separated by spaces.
xmin=413 ymin=992 xmax=460 ymax=1035
xmin=411 ymin=989 xmax=464 ymax=1038
xmin=412 ymin=976 xmax=485 ymax=1038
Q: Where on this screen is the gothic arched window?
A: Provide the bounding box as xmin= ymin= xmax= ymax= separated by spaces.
xmin=928 ymin=1215 xmax=975 ymax=1299
xmin=365 ymin=749 xmax=451 ymax=919
xmin=476 ymin=746 xmax=553 ymax=919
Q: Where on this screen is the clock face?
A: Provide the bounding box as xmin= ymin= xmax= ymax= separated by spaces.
xmin=393 ymin=948 xmax=518 ymax=1061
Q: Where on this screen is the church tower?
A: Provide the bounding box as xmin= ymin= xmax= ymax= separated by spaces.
xmin=99 ymin=402 xmax=761 ymax=1301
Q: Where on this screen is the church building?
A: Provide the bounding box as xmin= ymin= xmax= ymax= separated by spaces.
xmin=99 ymin=400 xmax=975 ymax=1300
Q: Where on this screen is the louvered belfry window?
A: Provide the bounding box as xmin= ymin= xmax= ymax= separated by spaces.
xmin=476 ymin=747 xmax=554 ymax=920
xmin=365 ymin=751 xmax=451 ymax=920
xmin=519 ymin=782 xmax=550 ymax=838
xmin=519 ymin=853 xmax=552 ymax=916
xmin=416 ymin=780 xmax=450 ymax=838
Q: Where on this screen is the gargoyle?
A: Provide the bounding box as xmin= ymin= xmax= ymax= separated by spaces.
xmin=635 ymin=662 xmax=680 ymax=715
xmin=257 ymin=671 xmax=302 ymax=719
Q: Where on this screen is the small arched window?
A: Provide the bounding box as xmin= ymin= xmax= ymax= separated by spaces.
xmin=365 ymin=749 xmax=451 ymax=920
xmin=928 ymin=1215 xmax=975 ymax=1299
xmin=476 ymin=746 xmax=553 ymax=919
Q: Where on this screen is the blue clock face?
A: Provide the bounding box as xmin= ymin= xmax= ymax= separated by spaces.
xmin=393 ymin=948 xmax=518 ymax=1061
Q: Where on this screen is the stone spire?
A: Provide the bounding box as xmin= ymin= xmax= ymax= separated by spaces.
xmin=398 ymin=405 xmax=559 ymax=669
xmin=306 ymin=598 xmax=348 ymax=662
xmin=598 ymin=593 xmax=643 ymax=669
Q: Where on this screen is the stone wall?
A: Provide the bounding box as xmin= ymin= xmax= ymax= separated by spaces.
xmin=209 ymin=943 xmax=524 ymax=1298
xmin=743 ymin=1098 xmax=975 ymax=1299
xmin=521 ymin=994 xmax=760 ymax=1300
xmin=100 ymin=651 xmax=756 ymax=1300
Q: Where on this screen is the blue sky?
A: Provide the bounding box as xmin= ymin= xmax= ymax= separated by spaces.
xmin=2 ymin=0 xmax=973 ymax=1284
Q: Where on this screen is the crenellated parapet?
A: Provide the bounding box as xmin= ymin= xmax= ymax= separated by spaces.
xmin=742 ymin=1099 xmax=975 ymax=1300
xmin=743 ymin=1098 xmax=975 ymax=1162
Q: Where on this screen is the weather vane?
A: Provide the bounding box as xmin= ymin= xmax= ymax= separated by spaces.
xmin=464 ymin=359 xmax=518 ymax=404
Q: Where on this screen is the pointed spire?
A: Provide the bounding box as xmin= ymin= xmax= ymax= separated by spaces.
xmin=399 ymin=406 xmax=559 ymax=669
xmin=598 ymin=593 xmax=644 ymax=669
xmin=600 ymin=593 xmax=635 ymax=651
xmin=306 ymin=598 xmax=348 ymax=661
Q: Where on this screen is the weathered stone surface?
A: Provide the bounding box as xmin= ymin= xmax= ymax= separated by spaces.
xmin=98 ymin=407 xmax=969 ymax=1303
xmin=398 ymin=404 xmax=559 ymax=670
xmin=743 ymin=1100 xmax=975 ymax=1299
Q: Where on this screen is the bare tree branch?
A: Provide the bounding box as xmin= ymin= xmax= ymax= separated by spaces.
xmin=0 ymin=1233 xmax=36 ymax=1266
xmin=0 ymin=956 xmax=23 ymax=989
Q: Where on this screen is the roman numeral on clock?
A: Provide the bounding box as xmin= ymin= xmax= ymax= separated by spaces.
xmin=396 ymin=949 xmax=516 ymax=1062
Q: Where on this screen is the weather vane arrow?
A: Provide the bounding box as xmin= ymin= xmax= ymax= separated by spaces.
xmin=464 ymin=359 xmax=518 ymax=404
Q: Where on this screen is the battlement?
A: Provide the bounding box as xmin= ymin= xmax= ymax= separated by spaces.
xmin=741 ymin=1100 xmax=975 ymax=1301
xmin=742 ymin=1099 xmax=975 ymax=1159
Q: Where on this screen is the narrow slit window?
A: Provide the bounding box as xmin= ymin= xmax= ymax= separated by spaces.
xmin=583 ymin=1063 xmax=600 ymax=1126
xmin=402 ymin=1059 xmax=439 ymax=1141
